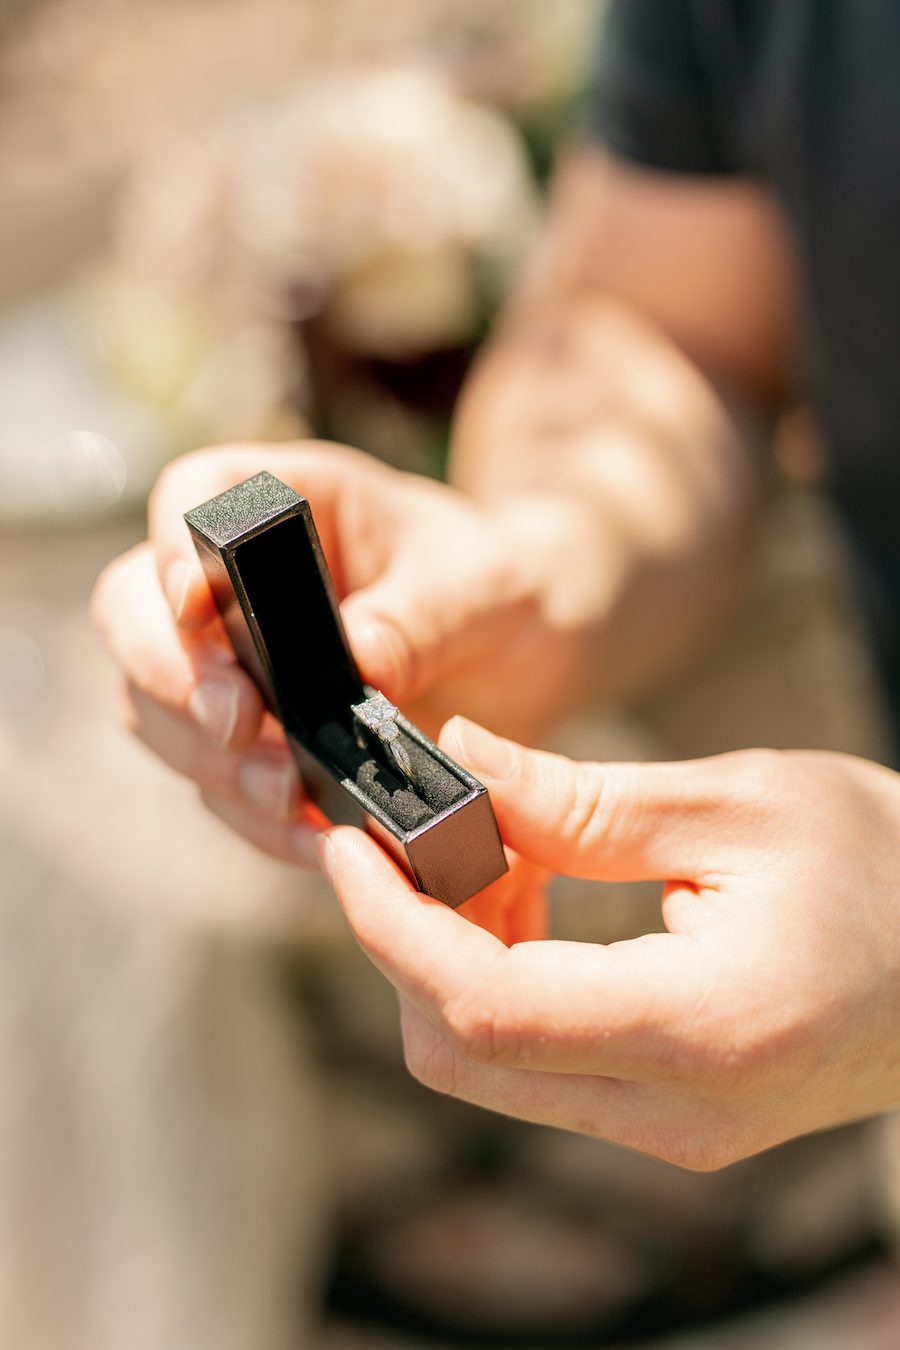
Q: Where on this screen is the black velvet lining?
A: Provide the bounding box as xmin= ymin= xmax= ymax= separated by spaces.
xmin=316 ymin=721 xmax=468 ymax=831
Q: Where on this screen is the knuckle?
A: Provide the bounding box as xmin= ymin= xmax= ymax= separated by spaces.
xmin=556 ymin=762 xmax=606 ymax=849
xmin=664 ymin=1005 xmax=773 ymax=1094
xmin=713 ymin=1008 xmax=803 ymax=1090
xmin=661 ymin=998 xmax=746 ymax=1088
xmin=723 ymin=748 xmax=790 ymax=815
xmin=672 ymin=1036 xmax=751 ymax=1093
xmin=403 ymin=1025 xmax=459 ymax=1097
xmin=440 ymin=984 xmax=510 ymax=1064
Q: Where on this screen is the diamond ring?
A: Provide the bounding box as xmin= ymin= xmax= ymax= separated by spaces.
xmin=351 ymin=691 xmax=415 ymax=783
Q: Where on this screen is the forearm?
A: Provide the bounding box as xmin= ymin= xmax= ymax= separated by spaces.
xmin=449 ymin=291 xmax=771 ymax=706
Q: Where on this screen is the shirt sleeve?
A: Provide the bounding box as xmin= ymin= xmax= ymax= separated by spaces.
xmin=588 ymin=0 xmax=737 ymax=175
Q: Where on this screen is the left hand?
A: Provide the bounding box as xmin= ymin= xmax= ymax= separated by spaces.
xmin=320 ymin=718 xmax=900 ymax=1171
xmin=92 ymin=441 xmax=589 ymax=867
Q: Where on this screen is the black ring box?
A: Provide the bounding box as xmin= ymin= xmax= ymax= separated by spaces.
xmin=185 ymin=470 xmax=508 ymax=907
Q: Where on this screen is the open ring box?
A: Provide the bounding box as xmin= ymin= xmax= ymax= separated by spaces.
xmin=185 ymin=471 xmax=508 ymax=907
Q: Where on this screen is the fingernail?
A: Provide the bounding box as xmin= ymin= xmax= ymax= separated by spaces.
xmin=239 ymin=756 xmax=295 ymax=819
xmin=447 ymin=717 xmax=518 ymax=780
xmin=164 ymin=559 xmax=193 ymax=623
xmin=189 ymin=680 xmax=239 ymax=748
xmin=316 ymin=832 xmax=336 ymax=880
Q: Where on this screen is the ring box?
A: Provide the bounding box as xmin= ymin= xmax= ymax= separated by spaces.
xmin=185 ymin=470 xmax=508 ymax=907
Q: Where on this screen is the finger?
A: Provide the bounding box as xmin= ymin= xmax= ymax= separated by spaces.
xmin=149 ymin=445 xmax=266 ymax=629
xmin=440 ymin=718 xmax=784 ymax=883
xmin=124 ymin=684 xmax=301 ymax=818
xmin=457 ymin=852 xmax=550 ymax=944
xmin=148 ymin=441 xmax=433 ymax=712
xmin=200 ymin=790 xmax=322 ymax=868
xmin=343 ymin=560 xmax=516 ymax=706
xmin=321 ymin=825 xmax=706 ymax=1082
xmin=146 ymin=442 xmax=509 ymax=711
xmin=340 ymin=512 xmax=535 ymax=706
xmin=148 ymin=440 xmax=385 ymax=629
xmin=340 ymin=557 xmax=489 ymax=705
xmin=397 ymin=1000 xmax=720 ymax=1169
xmin=398 ymin=997 xmax=643 ymax=1137
xmin=94 ymin=543 xmax=265 ymax=751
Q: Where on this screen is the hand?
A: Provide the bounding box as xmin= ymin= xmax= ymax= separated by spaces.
xmin=321 ymin=718 xmax=900 ymax=1170
xmin=92 ymin=442 xmax=585 ymax=863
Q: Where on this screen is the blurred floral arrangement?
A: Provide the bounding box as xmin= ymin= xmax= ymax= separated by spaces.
xmin=0 ymin=1 xmax=596 ymax=524
xmin=97 ymin=67 xmax=540 ymax=462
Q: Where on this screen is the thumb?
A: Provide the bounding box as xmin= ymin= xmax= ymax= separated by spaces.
xmin=340 ymin=581 xmax=430 ymax=706
xmin=341 ymin=560 xmax=480 ymax=706
xmin=440 ymin=718 xmax=775 ymax=884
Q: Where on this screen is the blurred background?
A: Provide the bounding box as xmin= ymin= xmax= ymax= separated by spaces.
xmin=2 ymin=1 xmax=900 ymax=1347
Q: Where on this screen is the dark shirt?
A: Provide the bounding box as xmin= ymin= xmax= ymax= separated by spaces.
xmin=590 ymin=0 xmax=900 ymax=761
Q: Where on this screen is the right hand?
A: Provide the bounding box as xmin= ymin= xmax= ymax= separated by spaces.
xmin=325 ymin=719 xmax=900 ymax=1168
xmin=92 ymin=441 xmax=586 ymax=864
